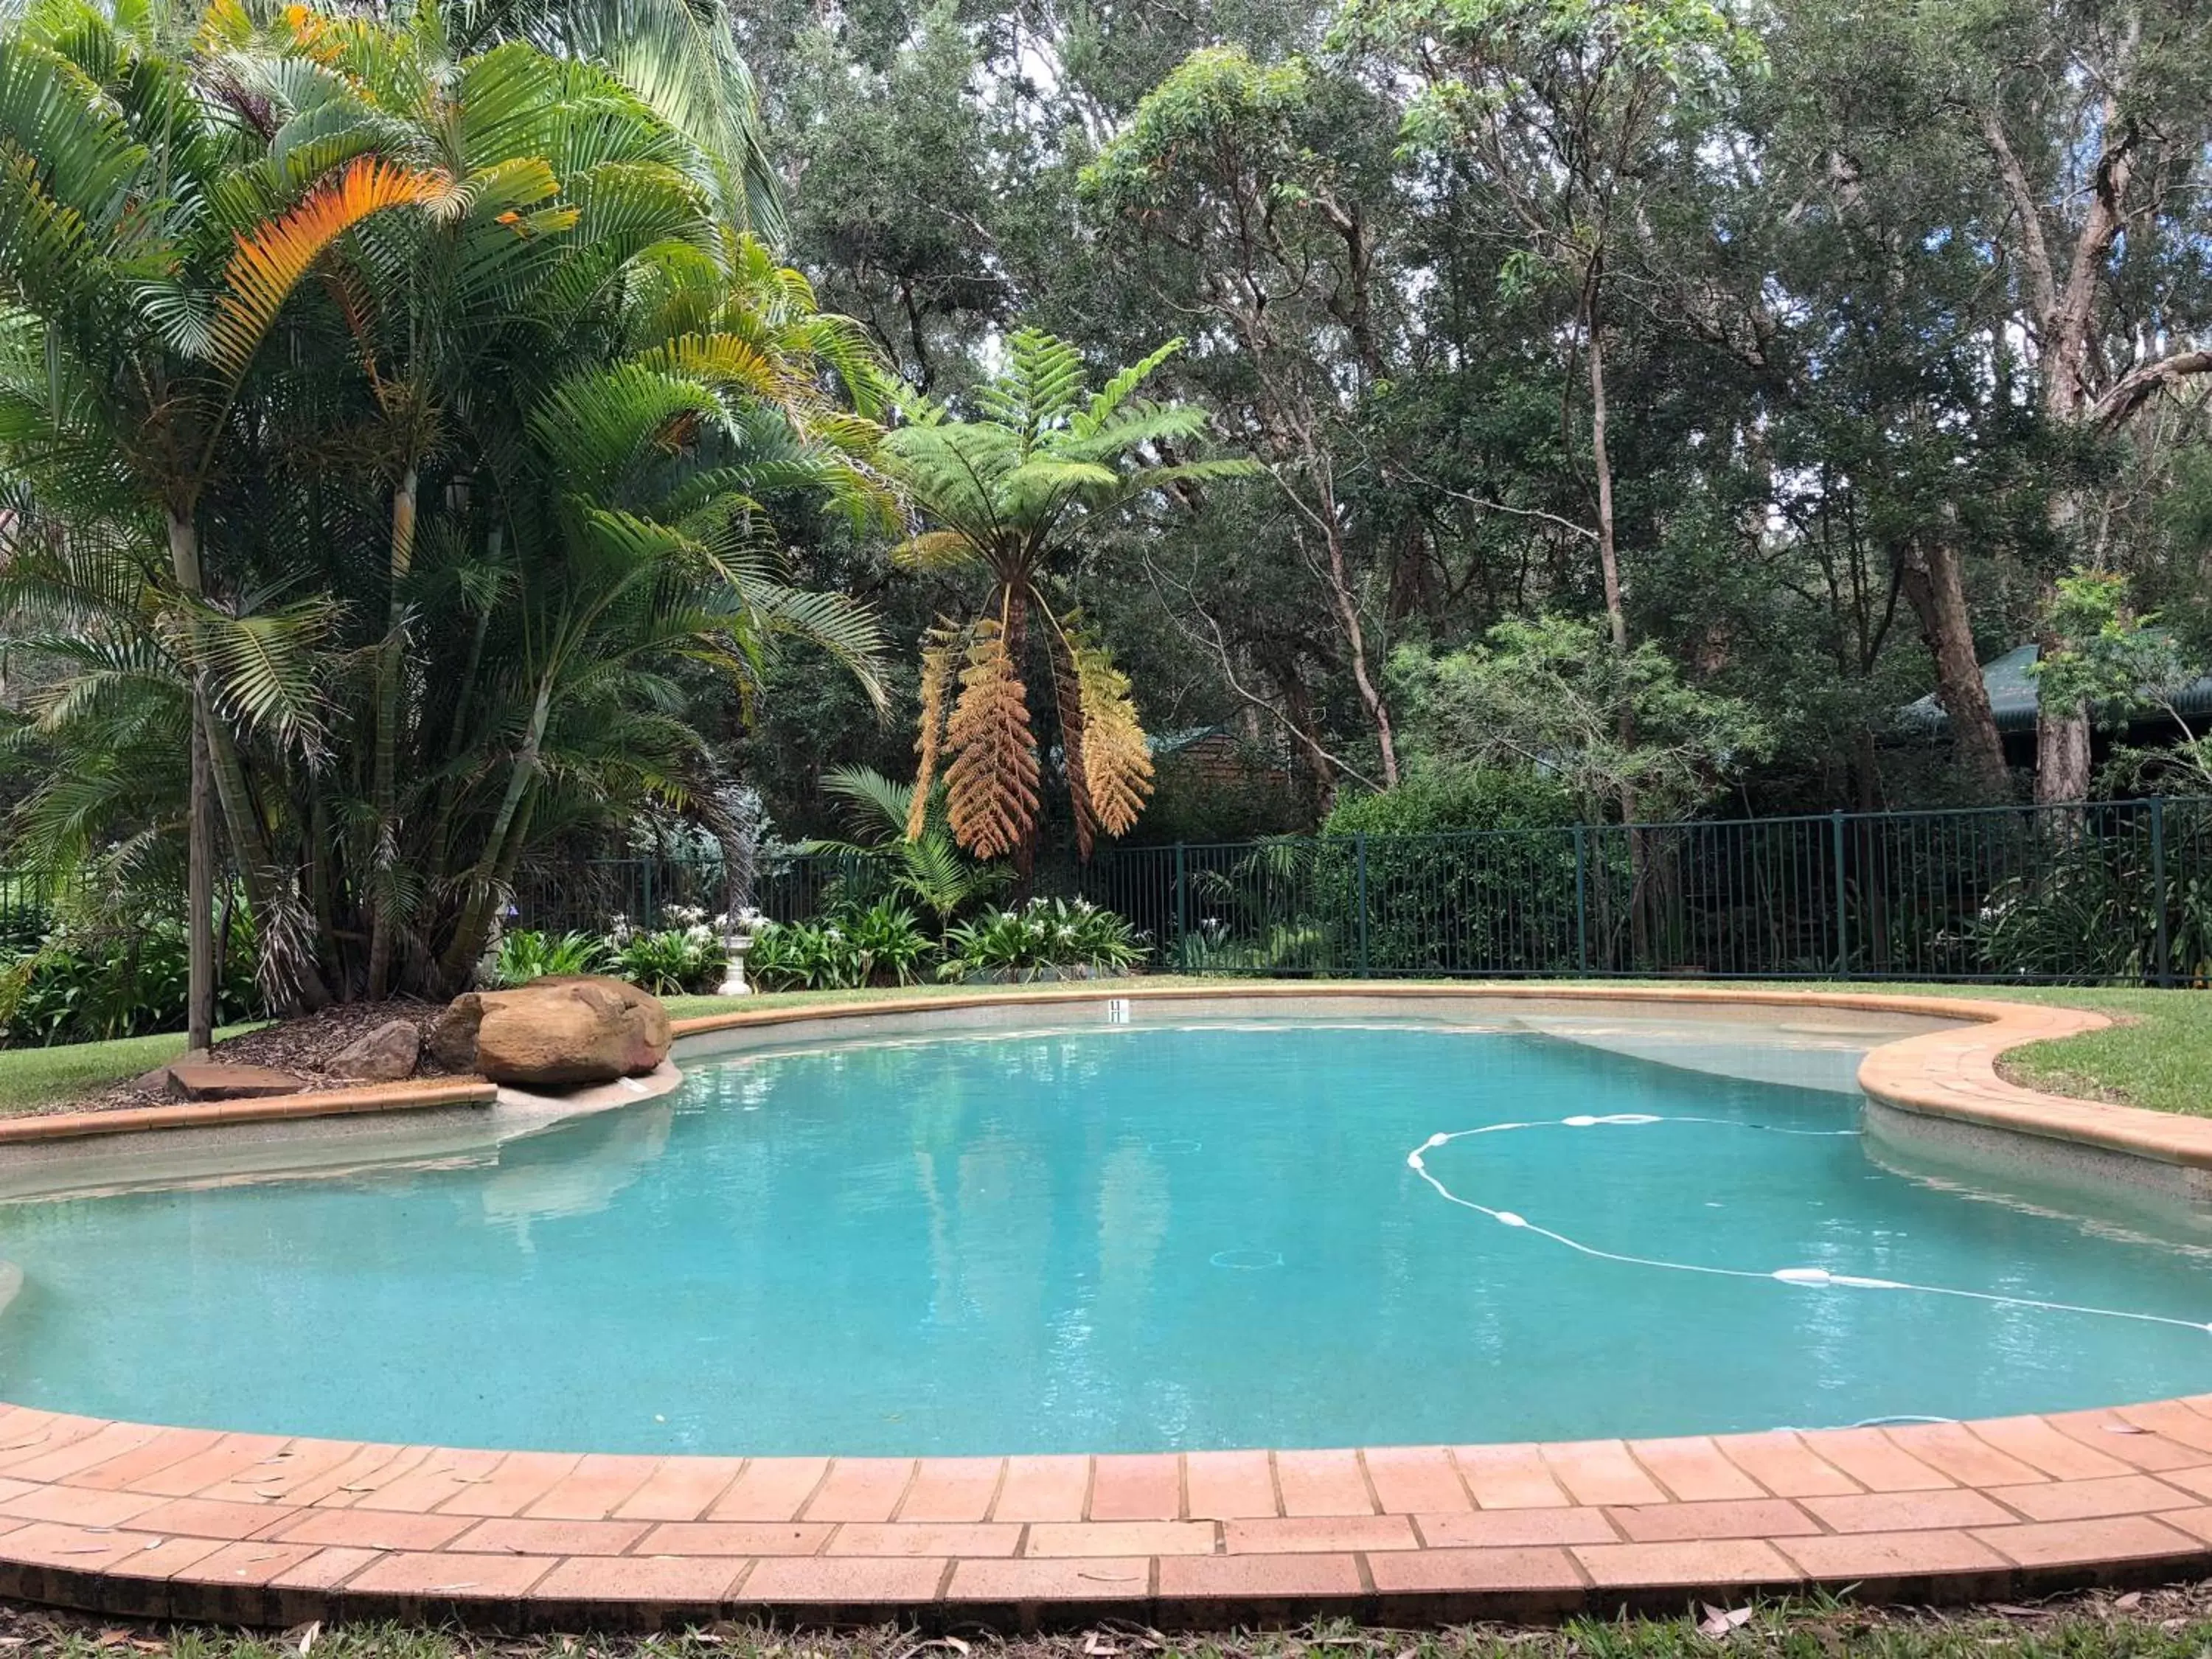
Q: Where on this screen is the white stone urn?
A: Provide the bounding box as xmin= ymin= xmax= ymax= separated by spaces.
xmin=717 ymin=908 xmax=764 ymax=997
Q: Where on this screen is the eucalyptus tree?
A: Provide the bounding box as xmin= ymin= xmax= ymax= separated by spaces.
xmin=1080 ymin=46 xmax=1411 ymax=787
xmin=1331 ymin=0 xmax=1761 ymax=669
xmin=1946 ymin=0 xmax=2212 ymax=801
xmin=883 ymin=329 xmax=1253 ymax=863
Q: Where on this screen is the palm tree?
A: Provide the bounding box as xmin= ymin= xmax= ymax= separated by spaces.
xmin=880 ymin=328 xmax=1253 ymax=863
xmin=0 ymin=3 xmax=896 ymax=1005
xmin=0 ymin=4 xmax=453 ymax=1041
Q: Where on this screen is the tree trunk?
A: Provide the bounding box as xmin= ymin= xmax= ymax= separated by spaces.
xmin=2033 ymin=666 xmax=2093 ymax=803
xmin=2034 ymin=493 xmax=2093 ymax=804
xmin=187 ymin=698 xmax=215 ymax=1055
xmin=1585 ymin=285 xmax=1627 ymax=655
xmin=166 ymin=512 xmax=218 ymax=1054
xmin=1898 ymin=540 xmax=2011 ymax=800
xmin=437 ymin=675 xmax=553 ymax=987
xmin=365 ymin=464 xmax=420 ymax=999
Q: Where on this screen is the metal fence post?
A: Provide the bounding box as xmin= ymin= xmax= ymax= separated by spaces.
xmin=1173 ymin=842 xmax=1189 ymax=959
xmin=2151 ymin=796 xmax=2171 ymax=988
xmin=1573 ymin=826 xmax=1589 ymax=975
xmin=1829 ymin=810 xmax=1848 ymax=975
xmin=1355 ymin=831 xmax=1371 ymax=978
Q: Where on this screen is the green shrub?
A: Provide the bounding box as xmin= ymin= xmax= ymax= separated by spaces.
xmin=843 ymin=898 xmax=935 ymax=985
xmin=612 ymin=927 xmax=727 ymax=995
xmin=1324 ymin=766 xmax=1577 ymax=836
xmin=492 ymin=928 xmax=609 ymax=987
xmin=746 ymin=900 xmax=936 ymax=991
xmin=746 ymin=917 xmax=868 ymax=991
xmin=0 ymin=917 xmax=265 ymax=1046
xmin=939 ymin=897 xmax=1146 ymax=980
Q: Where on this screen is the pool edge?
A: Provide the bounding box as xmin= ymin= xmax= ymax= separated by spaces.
xmin=7 ymin=982 xmax=2212 ymax=1630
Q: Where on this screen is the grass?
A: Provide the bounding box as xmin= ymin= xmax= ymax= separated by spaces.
xmin=6 ymin=1594 xmax=2212 ymax=1659
xmin=0 ymin=975 xmax=2202 ymax=1119
xmin=0 ymin=1024 xmax=260 ymax=1116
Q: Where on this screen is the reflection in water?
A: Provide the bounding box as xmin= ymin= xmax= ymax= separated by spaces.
xmin=481 ymin=1103 xmax=675 ymax=1245
xmin=0 ymin=1019 xmax=2208 ymax=1456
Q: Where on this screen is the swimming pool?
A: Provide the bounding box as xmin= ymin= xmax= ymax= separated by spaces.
xmin=1 ymin=1009 xmax=2206 ymax=1456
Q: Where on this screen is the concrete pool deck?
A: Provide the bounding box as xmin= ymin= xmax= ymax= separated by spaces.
xmin=3 ymin=984 xmax=2212 ymax=1630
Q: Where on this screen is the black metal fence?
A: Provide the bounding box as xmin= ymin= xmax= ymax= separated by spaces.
xmin=512 ymin=797 xmax=2212 ymax=987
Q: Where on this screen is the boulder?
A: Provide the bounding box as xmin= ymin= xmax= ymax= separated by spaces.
xmin=165 ymin=1062 xmax=305 ymax=1102
xmin=326 ymin=1018 xmax=422 ymax=1082
xmin=434 ymin=975 xmax=670 ymax=1090
xmin=426 ymin=995 xmax=484 ymax=1071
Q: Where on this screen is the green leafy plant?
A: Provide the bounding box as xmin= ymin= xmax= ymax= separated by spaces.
xmin=0 ymin=919 xmax=264 ymax=1046
xmin=842 ymin=898 xmax=936 ymax=985
xmin=939 ymin=897 xmax=1147 ymax=981
xmin=806 ymin=766 xmax=1009 ymax=926
xmin=745 ymin=900 xmax=936 ymax=990
xmin=492 ymin=930 xmax=609 ymax=988
xmin=885 ymin=329 xmax=1255 ymax=860
xmin=746 ymin=918 xmax=868 ymax=992
xmin=611 ymin=921 xmax=728 ymax=995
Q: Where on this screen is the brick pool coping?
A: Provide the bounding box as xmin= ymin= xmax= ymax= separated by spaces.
xmin=0 ymin=1078 xmax=497 ymax=1147
xmin=7 ymin=984 xmax=2212 ymax=1630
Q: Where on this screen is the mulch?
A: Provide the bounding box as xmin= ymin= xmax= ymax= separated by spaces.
xmin=66 ymin=999 xmax=476 ymax=1116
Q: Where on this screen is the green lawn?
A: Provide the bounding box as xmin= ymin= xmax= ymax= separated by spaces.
xmin=1876 ymin=984 xmax=2212 ymax=1118
xmin=0 ymin=977 xmax=2202 ymax=1119
xmin=3 ymin=1598 xmax=2211 ymax=1659
xmin=0 ymin=1026 xmax=257 ymax=1116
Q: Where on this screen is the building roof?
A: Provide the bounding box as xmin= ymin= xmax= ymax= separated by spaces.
xmin=1902 ymin=643 xmax=2212 ymax=735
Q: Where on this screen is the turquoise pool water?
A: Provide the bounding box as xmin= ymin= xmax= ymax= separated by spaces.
xmin=1 ymin=1015 xmax=2208 ymax=1455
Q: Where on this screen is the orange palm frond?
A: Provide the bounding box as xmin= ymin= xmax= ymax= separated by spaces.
xmin=1075 ymin=639 xmax=1152 ymax=841
xmin=944 ymin=619 xmax=1039 ymax=860
xmin=909 ymin=622 xmax=961 ymax=841
xmin=209 ymin=157 xmax=452 ymax=383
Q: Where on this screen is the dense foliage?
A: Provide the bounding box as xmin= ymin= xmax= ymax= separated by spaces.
xmin=0 ymin=0 xmax=888 ymax=1023
xmin=6 ymin=0 xmax=2212 ymax=1026
xmin=731 ymin=0 xmax=2212 ymax=834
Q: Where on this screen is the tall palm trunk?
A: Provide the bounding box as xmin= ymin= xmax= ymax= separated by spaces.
xmin=166 ymin=512 xmax=218 ymax=1054
xmin=437 ymin=674 xmax=554 ymax=989
xmin=366 ymin=464 xmax=420 ymax=998
xmin=167 ymin=511 xmax=333 ymax=1018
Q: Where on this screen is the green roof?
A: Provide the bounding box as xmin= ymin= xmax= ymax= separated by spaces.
xmin=1902 ymin=644 xmax=2212 ymax=734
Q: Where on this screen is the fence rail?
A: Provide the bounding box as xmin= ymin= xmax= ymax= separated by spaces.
xmin=508 ymin=797 xmax=2212 ymax=987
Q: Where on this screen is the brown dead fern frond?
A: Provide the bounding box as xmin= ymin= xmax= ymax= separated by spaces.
xmin=1047 ymin=617 xmax=1101 ymax=860
xmin=944 ymin=618 xmax=1040 ymax=858
xmin=1075 ymin=639 xmax=1152 ymax=840
xmin=908 ymin=621 xmax=963 ymax=841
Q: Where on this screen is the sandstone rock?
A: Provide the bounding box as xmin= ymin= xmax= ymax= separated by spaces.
xmin=436 ymin=975 xmax=670 ymax=1089
xmin=426 ymin=995 xmax=484 ymax=1071
xmin=326 ymin=1018 xmax=422 ymax=1082
xmin=165 ymin=1062 xmax=305 ymax=1102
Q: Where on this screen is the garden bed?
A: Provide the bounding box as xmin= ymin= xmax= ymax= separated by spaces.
xmin=60 ymin=1001 xmax=476 ymax=1116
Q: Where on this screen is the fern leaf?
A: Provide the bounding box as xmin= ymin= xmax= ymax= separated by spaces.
xmin=1046 ymin=610 xmax=1100 ymax=860
xmin=909 ymin=622 xmax=961 ymax=841
xmin=942 ymin=618 xmax=1038 ymax=859
xmin=1075 ymin=636 xmax=1152 ymax=840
